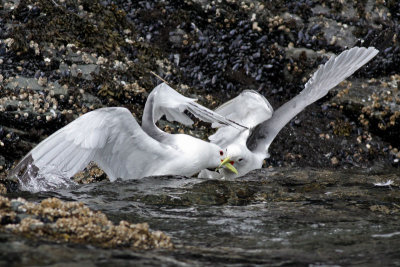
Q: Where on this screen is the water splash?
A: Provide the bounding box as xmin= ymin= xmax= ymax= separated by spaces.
xmin=16 ymin=163 xmax=77 ymax=192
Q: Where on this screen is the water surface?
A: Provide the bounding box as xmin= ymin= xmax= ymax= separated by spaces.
xmin=4 ymin=167 xmax=400 ymax=266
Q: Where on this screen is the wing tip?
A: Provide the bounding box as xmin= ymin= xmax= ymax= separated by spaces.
xmin=368 ymin=46 xmax=379 ymax=57
xmin=351 ymin=46 xmax=379 ymax=58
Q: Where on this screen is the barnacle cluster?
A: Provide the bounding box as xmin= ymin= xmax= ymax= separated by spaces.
xmin=0 ymin=196 xmax=173 ymax=249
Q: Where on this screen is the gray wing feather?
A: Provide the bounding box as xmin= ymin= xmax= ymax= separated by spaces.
xmin=247 ymin=46 xmax=379 ymax=154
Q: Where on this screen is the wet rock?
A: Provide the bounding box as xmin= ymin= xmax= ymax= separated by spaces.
xmin=307 ymin=17 xmax=356 ymax=48
xmin=0 ymin=196 xmax=173 ymax=250
xmin=10 ymin=199 xmax=25 ymax=213
xmin=332 ymin=76 xmax=400 ymax=152
xmin=59 ymin=63 xmax=99 ymax=80
xmin=0 ymin=169 xmax=395 ymax=265
xmin=169 ymin=28 xmax=187 ymax=47
xmin=285 ymin=46 xmax=320 ymax=62
xmin=73 ymin=162 xmax=108 ymax=184
xmin=5 ymin=77 xmax=44 ymax=91
xmin=312 ymin=2 xmax=357 ymax=20
xmin=281 ymin=12 xmax=304 ymax=30
xmin=122 ymin=168 xmax=400 ymax=208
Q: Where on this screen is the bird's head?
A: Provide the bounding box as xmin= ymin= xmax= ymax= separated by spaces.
xmin=200 ymin=143 xmax=236 ymax=173
xmin=216 ymin=143 xmax=248 ymax=179
xmin=208 ymin=144 xmax=239 ymax=176
xmin=217 ymin=143 xmax=264 ymax=179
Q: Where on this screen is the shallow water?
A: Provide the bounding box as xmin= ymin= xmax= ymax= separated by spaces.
xmin=3 ymin=167 xmax=400 ymax=266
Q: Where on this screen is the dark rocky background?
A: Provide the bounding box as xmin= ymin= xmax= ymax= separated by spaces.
xmin=1 ymin=0 xmax=400 ymax=181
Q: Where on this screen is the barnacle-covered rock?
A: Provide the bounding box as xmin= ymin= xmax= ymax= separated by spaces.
xmin=0 ymin=196 xmax=173 ymax=249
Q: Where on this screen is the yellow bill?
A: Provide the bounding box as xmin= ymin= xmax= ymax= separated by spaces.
xmin=218 ymin=157 xmax=238 ymax=174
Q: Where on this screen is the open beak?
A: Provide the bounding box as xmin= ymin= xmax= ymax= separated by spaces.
xmin=218 ymin=157 xmax=238 ymax=174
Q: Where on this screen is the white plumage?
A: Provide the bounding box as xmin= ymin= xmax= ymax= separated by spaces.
xmin=10 ymin=85 xmax=243 ymax=191
xmin=200 ymin=47 xmax=379 ymax=178
xmin=209 ymin=90 xmax=273 ymax=149
xmin=10 ymin=46 xmax=379 ymax=190
xmin=146 ymin=83 xmax=245 ymax=129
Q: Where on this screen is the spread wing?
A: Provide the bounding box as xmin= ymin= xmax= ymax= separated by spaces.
xmin=212 ymin=90 xmax=274 ymax=128
xmin=246 ymin=46 xmax=379 ymax=154
xmin=9 ymin=107 xmax=176 ymax=191
xmin=208 ymin=90 xmax=273 ymax=148
xmin=142 ymin=83 xmax=247 ymax=139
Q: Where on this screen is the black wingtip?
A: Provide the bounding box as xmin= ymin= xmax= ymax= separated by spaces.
xmin=226 ymin=118 xmax=249 ymax=130
xmin=188 ymin=102 xmax=248 ymax=130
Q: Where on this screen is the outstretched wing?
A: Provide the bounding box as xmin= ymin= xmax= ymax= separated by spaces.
xmin=9 ymin=107 xmax=175 ymax=190
xmin=246 ymin=46 xmax=379 ymax=154
xmin=143 ymin=82 xmax=247 ymax=129
xmin=209 ymin=90 xmax=273 ymax=148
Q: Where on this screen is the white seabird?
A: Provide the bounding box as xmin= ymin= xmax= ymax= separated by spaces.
xmin=197 ymin=46 xmax=378 ymax=178
xmin=9 ymin=86 xmax=244 ymax=191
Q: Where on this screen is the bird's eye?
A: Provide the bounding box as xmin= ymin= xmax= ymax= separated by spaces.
xmin=230 ymin=161 xmax=234 ymax=165
xmin=238 ymin=158 xmax=243 ymax=162
xmin=220 ymin=150 xmax=224 ymax=156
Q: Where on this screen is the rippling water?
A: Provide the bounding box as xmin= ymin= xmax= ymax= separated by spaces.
xmin=4 ymin=168 xmax=400 ymax=266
